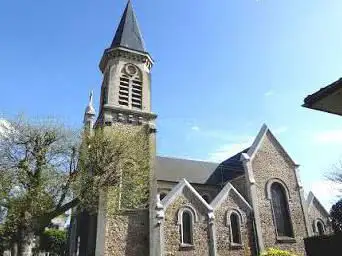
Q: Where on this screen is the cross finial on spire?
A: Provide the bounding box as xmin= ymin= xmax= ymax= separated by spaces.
xmin=89 ymin=90 xmax=94 ymax=105
xmin=85 ymin=90 xmax=96 ymax=116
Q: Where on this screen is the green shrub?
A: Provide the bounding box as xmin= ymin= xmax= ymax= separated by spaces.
xmin=330 ymin=198 xmax=342 ymax=233
xmin=261 ymin=248 xmax=298 ymax=256
xmin=39 ymin=229 xmax=67 ymax=256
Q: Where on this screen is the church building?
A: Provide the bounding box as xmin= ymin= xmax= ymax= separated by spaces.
xmin=68 ymin=2 xmax=331 ymax=255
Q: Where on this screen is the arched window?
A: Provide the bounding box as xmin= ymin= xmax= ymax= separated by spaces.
xmin=182 ymin=211 xmax=193 ymax=245
xmin=271 ymin=182 xmax=293 ymax=237
xmin=314 ymin=219 xmax=325 ymax=236
xmin=230 ymin=212 xmax=242 ymax=244
xmin=177 ymin=207 xmax=197 ymax=246
xmin=317 ymin=221 xmax=325 ymax=236
xmin=119 ymin=64 xmax=142 ymax=109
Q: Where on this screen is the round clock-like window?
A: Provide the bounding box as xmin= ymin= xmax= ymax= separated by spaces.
xmin=125 ymin=64 xmax=137 ymax=75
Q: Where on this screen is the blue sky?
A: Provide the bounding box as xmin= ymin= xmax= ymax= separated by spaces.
xmin=1 ymin=0 xmax=342 ymax=210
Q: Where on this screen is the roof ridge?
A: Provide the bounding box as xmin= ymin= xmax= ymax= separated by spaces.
xmin=156 ymin=155 xmax=218 ymax=164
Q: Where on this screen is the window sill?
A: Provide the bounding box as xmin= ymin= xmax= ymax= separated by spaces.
xmin=230 ymin=242 xmax=243 ymax=249
xmin=179 ymin=243 xmax=194 ymax=250
xmin=276 ymin=236 xmax=296 ymax=243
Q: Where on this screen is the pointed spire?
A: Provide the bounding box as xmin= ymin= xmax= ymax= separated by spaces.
xmin=111 ymin=0 xmax=146 ymax=52
xmin=85 ymin=90 xmax=96 ymax=116
xmin=84 ymin=91 xmax=96 ymax=129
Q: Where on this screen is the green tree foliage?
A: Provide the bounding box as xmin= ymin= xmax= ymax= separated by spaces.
xmin=39 ymin=229 xmax=67 ymax=256
xmin=0 ymin=117 xmax=152 ymax=254
xmin=0 ymin=225 xmax=10 ymax=254
xmin=0 ymin=117 xmax=79 ymax=255
xmin=75 ymin=125 xmax=150 ymax=213
xmin=260 ymin=248 xmax=299 ymax=256
xmin=330 ymin=198 xmax=342 ymax=233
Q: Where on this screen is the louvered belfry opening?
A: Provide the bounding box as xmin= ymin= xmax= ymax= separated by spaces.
xmin=131 ymin=79 xmax=142 ymax=109
xmin=119 ymin=64 xmax=142 ymax=109
xmin=119 ymin=76 xmax=130 ymax=107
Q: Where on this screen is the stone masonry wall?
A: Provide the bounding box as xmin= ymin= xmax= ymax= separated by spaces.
xmin=251 ymin=132 xmax=307 ymax=254
xmin=104 ymin=209 xmax=149 ymax=256
xmin=214 ymin=191 xmax=253 ymax=256
xmin=163 ymin=189 xmax=210 ymax=256
xmin=98 ymin=124 xmax=151 ymax=256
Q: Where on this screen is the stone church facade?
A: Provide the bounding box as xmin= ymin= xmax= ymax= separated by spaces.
xmin=68 ymin=2 xmax=331 ymax=255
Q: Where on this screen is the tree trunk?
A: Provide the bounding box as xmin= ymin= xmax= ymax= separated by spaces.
xmin=18 ymin=230 xmax=35 ymax=256
xmin=11 ymin=243 xmax=18 ymax=256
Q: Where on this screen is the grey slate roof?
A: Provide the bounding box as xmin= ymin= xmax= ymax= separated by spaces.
xmin=111 ymin=0 xmax=146 ymax=52
xmin=156 ymin=156 xmax=219 ymax=184
xmin=156 ymin=148 xmax=249 ymax=185
xmin=205 ymin=148 xmax=248 ymax=184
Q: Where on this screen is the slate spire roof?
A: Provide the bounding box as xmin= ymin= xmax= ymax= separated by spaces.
xmin=110 ymin=0 xmax=146 ymax=52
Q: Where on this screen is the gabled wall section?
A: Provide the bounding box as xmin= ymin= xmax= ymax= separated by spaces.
xmin=211 ymin=182 xmax=253 ymax=256
xmin=154 ymin=179 xmax=215 ymax=256
xmin=307 ymin=192 xmax=332 ymax=236
xmin=243 ymin=124 xmax=309 ymax=254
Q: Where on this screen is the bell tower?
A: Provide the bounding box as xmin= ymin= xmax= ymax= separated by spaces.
xmin=93 ymin=2 xmax=158 ymax=256
xmin=96 ymin=0 xmax=156 ymax=127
